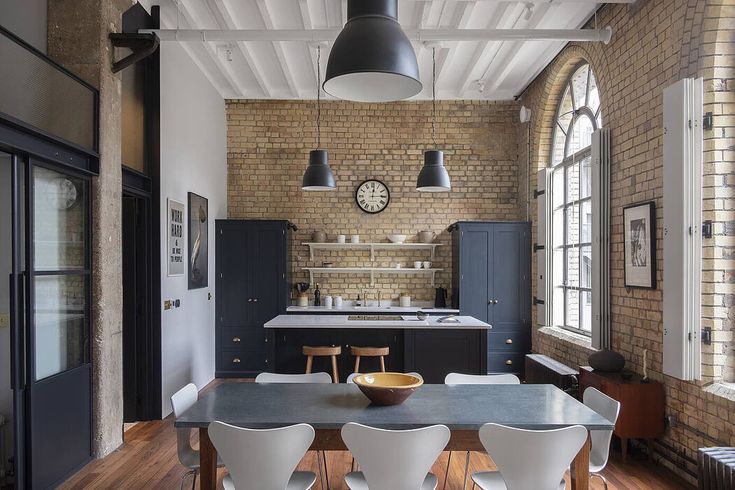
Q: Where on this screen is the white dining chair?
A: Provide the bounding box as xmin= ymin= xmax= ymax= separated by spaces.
xmin=255 ymin=372 xmax=332 ymax=489
xmin=170 ymin=383 xmax=225 ymax=490
xmin=341 ymin=422 xmax=450 ymax=490
xmin=583 ymin=387 xmax=621 ymax=489
xmin=442 ymin=373 xmax=520 ymax=490
xmin=471 ymin=423 xmax=588 ymax=490
xmin=208 ymin=421 xmax=316 ymax=490
xmin=346 ymin=372 xmax=423 ymax=384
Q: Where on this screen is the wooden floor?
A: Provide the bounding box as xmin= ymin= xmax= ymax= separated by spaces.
xmin=60 ymin=380 xmax=693 ymax=490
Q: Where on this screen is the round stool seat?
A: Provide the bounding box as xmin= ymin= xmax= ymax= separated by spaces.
xmin=350 ymin=346 xmax=389 ymax=357
xmin=303 ymin=345 xmax=342 ymax=356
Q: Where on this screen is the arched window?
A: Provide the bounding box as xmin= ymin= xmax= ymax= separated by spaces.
xmin=549 ymin=63 xmax=601 ymax=335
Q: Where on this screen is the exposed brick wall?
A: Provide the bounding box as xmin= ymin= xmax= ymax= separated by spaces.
xmin=226 ymin=100 xmax=523 ymax=304
xmin=520 ymin=0 xmax=735 ymax=483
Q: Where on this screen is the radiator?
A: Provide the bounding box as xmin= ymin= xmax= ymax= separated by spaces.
xmin=525 ymin=354 xmax=578 ymax=397
xmin=699 ymin=447 xmax=735 ymax=489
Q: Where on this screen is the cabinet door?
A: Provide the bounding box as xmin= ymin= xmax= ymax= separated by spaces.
xmin=458 ymin=228 xmax=492 ymax=323
xmin=275 ymin=329 xmax=338 ymax=375
xmin=216 ymin=223 xmax=250 ymax=326
xmin=249 ymin=226 xmax=285 ymax=326
xmin=406 ymin=330 xmax=482 ymax=383
xmin=489 ymin=224 xmax=530 ymax=333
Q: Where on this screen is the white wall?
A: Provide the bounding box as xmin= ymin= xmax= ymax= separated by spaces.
xmin=159 ymin=39 xmax=227 ymax=416
xmin=0 ymin=0 xmax=47 ymax=53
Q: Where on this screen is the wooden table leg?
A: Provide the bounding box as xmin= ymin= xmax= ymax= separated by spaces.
xmin=200 ymin=428 xmax=218 ymax=490
xmin=570 ymin=433 xmax=591 ymax=490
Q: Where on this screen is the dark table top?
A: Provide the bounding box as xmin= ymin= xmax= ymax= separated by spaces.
xmin=176 ymin=382 xmax=614 ymax=431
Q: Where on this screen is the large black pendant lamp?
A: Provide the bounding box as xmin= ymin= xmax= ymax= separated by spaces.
xmin=324 ymin=0 xmax=422 ymax=102
xmin=417 ymin=48 xmax=451 ymax=192
xmin=303 ymin=45 xmax=336 ymax=191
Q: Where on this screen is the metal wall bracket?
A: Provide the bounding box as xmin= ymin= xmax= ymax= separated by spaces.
xmin=109 ymin=32 xmax=159 ymax=73
xmin=533 ymin=189 xmax=545 ymax=199
xmin=701 ymin=327 xmax=712 ymax=345
xmin=702 ymin=220 xmax=713 ymax=238
xmin=703 ymin=112 xmax=713 ymax=131
xmin=533 ymin=297 xmax=545 ymax=305
xmin=533 ymin=243 xmax=545 ymax=253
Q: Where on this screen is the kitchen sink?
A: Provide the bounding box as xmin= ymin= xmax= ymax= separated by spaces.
xmin=347 ymin=315 xmax=404 ymax=321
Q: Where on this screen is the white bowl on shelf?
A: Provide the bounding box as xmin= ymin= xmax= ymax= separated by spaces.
xmin=387 ymin=234 xmax=407 ymax=243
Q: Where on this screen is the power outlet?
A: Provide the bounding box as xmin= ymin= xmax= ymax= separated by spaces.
xmin=0 ymin=313 xmax=9 ymax=328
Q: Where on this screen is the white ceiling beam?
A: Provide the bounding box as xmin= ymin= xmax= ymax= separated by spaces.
xmin=298 ymin=0 xmax=319 ymax=89
xmin=435 ymin=0 xmax=477 ymax=83
xmin=145 ymin=27 xmax=613 ymax=43
xmin=254 ymin=0 xmax=300 ymax=98
xmin=206 ymin=0 xmax=271 ymax=98
xmin=177 ymin=0 xmax=243 ymax=97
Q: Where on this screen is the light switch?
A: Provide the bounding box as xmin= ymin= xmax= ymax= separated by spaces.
xmin=0 ymin=313 xmax=9 ymax=328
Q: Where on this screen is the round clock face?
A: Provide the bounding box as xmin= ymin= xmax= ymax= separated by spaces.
xmin=355 ymin=179 xmax=390 ymax=214
xmin=47 ymin=178 xmax=78 ymax=210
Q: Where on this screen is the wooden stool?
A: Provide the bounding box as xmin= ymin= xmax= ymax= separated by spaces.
xmin=303 ymin=345 xmax=341 ymax=383
xmin=351 ymin=346 xmax=389 ymax=373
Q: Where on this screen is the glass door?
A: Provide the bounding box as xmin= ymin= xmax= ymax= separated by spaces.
xmin=25 ymin=159 xmax=92 ymax=488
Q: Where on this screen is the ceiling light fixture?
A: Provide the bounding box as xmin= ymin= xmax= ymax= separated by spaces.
xmin=417 ymin=47 xmax=450 ymax=193
xmin=302 ymin=44 xmax=336 ymax=191
xmin=323 ymin=0 xmax=422 ymax=102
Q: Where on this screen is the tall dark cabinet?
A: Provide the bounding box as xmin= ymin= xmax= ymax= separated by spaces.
xmin=215 ymin=220 xmax=291 ymax=377
xmin=450 ymin=221 xmax=531 ymax=377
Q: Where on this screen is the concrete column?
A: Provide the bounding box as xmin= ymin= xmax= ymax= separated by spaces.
xmin=47 ymin=0 xmax=129 ymax=457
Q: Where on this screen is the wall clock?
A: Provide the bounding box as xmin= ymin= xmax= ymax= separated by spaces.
xmin=47 ymin=177 xmax=79 ymax=210
xmin=355 ymin=179 xmax=390 ymax=214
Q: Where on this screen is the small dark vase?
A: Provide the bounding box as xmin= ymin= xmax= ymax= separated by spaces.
xmin=588 ymin=349 xmax=625 ymax=373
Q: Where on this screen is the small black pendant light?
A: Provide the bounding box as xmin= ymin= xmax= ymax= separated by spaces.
xmin=302 ymin=44 xmax=336 ymax=191
xmin=417 ymin=47 xmax=451 ymax=192
xmin=324 ymin=0 xmax=422 ymax=102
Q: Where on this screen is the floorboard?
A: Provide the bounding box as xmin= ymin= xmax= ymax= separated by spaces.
xmin=59 ymin=379 xmax=694 ymax=490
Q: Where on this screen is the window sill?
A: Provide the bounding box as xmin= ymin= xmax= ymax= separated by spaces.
xmin=537 ymin=326 xmax=596 ymax=352
xmin=704 ymin=382 xmax=735 ymax=403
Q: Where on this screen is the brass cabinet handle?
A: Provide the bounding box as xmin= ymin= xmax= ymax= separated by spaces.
xmin=232 ymin=337 xmax=241 ymax=343
xmin=253 ymin=298 xmax=258 ymax=302
xmin=488 ymin=299 xmax=499 ymax=305
xmin=233 ymin=357 xmax=241 ymax=364
xmin=505 ymin=359 xmax=513 ymax=366
xmin=247 ymin=298 xmax=252 ymax=302
xmin=505 ymin=338 xmax=513 ymax=344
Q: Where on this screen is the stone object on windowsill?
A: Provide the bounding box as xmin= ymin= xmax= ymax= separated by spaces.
xmin=588 ymin=349 xmax=625 ymax=373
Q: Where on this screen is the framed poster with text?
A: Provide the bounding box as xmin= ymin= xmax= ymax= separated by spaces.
xmin=167 ymin=198 xmax=185 ymax=276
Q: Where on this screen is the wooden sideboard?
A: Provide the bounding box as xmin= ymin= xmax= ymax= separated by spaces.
xmin=578 ymin=366 xmax=665 ymax=462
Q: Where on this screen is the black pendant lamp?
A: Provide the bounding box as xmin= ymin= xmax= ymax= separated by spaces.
xmin=324 ymin=0 xmax=422 ymax=102
xmin=417 ymin=48 xmax=450 ymax=192
xmin=303 ymin=45 xmax=336 ymax=191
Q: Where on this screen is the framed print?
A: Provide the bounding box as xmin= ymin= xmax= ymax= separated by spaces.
xmin=187 ymin=192 xmax=208 ymax=289
xmin=623 ymin=201 xmax=656 ymax=289
xmin=167 ymin=198 xmax=185 ymax=276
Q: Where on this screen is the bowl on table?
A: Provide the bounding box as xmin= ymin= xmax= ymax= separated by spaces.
xmin=387 ymin=234 xmax=407 ymax=243
xmin=352 ymin=372 xmax=423 ymax=406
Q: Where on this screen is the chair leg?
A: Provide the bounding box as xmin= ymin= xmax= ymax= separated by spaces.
xmin=322 ymin=451 xmax=331 ymax=489
xmin=191 ymin=471 xmax=197 ymax=490
xmin=316 ymin=450 xmax=326 ymax=490
xmin=354 ymin=357 xmax=361 ymax=374
xmin=306 ymin=355 xmax=313 ymax=374
xmin=592 ymin=472 xmax=609 ymax=490
xmin=331 ymin=355 xmax=339 ymax=383
xmin=462 ymin=450 xmax=470 ymax=490
xmin=180 ymin=469 xmax=196 ymax=490
xmin=443 ymin=451 xmax=452 ymax=490
xmin=379 ymin=356 xmax=386 ymax=372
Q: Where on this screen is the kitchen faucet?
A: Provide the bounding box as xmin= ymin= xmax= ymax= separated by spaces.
xmin=377 ymin=290 xmax=382 ymax=307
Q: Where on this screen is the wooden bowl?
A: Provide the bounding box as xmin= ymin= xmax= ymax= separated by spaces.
xmin=352 ymin=372 xmax=423 ymax=406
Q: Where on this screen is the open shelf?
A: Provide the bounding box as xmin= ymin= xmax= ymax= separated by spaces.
xmin=303 ymin=242 xmax=441 ymax=260
xmin=302 ymin=267 xmax=443 ymax=286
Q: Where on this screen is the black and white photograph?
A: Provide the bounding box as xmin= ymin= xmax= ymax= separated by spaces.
xmin=188 ymin=192 xmax=208 ymax=289
xmin=623 ymin=201 xmax=656 ymax=289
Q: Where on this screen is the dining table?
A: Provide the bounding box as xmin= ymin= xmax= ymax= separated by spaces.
xmin=175 ymin=381 xmax=614 ymax=490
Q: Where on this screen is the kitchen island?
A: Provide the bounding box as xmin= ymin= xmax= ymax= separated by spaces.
xmin=263 ymin=313 xmax=491 ymax=383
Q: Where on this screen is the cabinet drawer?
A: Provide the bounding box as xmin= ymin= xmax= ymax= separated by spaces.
xmin=218 ymin=348 xmax=267 ymax=372
xmin=488 ymin=331 xmax=529 ymax=352
xmin=220 ymin=327 xmax=268 ymax=349
xmin=487 ymin=353 xmax=525 ymax=373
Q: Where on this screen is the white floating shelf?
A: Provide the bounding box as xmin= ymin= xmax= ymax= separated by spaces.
xmin=302 ymin=267 xmax=443 ymax=287
xmin=303 ymin=242 xmax=441 ymax=261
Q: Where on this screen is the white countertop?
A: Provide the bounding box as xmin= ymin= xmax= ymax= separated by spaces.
xmin=265 ymin=314 xmax=491 ymax=330
xmin=286 ymin=305 xmax=459 ymax=314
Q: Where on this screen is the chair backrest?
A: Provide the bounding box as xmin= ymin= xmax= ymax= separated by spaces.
xmin=341 ymin=422 xmax=450 ymax=490
xmin=255 ymin=372 xmax=332 ymax=384
xmin=444 ymin=373 xmax=520 ymax=385
xmin=209 ymin=422 xmax=314 ymax=490
xmin=346 ymin=372 xmax=423 ymax=384
xmin=583 ymin=387 xmax=621 ymax=468
xmin=170 ymin=383 xmax=199 ymax=466
xmin=478 ymin=423 xmax=588 ymax=490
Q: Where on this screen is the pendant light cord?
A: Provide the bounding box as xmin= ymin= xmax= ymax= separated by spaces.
xmin=432 ymin=47 xmax=437 ymax=148
xmin=317 ymin=44 xmax=322 ymax=149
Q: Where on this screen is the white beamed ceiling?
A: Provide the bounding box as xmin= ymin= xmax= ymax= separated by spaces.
xmin=159 ymin=0 xmax=604 ymax=101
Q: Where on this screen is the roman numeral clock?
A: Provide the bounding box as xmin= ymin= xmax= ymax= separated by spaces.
xmin=355 ymin=179 xmax=390 ymax=214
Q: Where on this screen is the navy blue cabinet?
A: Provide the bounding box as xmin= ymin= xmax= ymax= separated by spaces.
xmin=450 ymin=221 xmax=531 ymax=376
xmin=215 ymin=220 xmax=290 ymax=377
